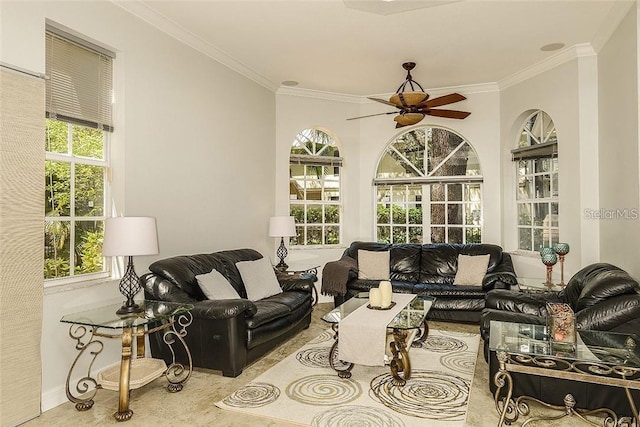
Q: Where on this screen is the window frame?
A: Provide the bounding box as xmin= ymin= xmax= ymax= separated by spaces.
xmin=513 ymin=110 xmax=559 ymax=253
xmin=289 ymin=128 xmax=342 ymax=247
xmin=374 ymin=126 xmax=483 ymax=244
xmin=44 ymin=25 xmax=114 ymax=286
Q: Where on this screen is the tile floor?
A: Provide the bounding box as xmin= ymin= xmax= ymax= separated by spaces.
xmin=26 ymin=303 xmax=603 ymax=426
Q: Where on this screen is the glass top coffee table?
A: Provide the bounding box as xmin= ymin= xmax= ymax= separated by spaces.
xmin=489 ymin=320 xmax=640 ymax=426
xmin=322 ymin=292 xmax=434 ymax=385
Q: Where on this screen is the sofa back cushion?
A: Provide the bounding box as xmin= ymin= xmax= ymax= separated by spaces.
xmin=345 ymin=241 xmax=421 ymax=282
xmin=419 ymin=244 xmax=503 ymax=284
xmin=149 ymin=248 xmax=263 ymax=300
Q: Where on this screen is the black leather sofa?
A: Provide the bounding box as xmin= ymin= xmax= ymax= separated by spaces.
xmin=325 ymin=241 xmax=518 ymax=323
xmin=480 ymin=263 xmax=640 ymax=416
xmin=141 ymin=248 xmax=313 ymax=377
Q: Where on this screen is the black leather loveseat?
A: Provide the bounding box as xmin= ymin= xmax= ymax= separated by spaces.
xmin=479 ymin=263 xmax=640 ymax=416
xmin=141 ymin=248 xmax=313 ymax=377
xmin=322 ymin=241 xmax=517 ymax=323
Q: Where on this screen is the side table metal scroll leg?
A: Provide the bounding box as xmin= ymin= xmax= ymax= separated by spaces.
xmin=493 ymin=350 xmax=517 ymax=426
xmin=65 ymin=325 xmax=103 ymax=412
xmin=163 ymin=312 xmax=194 ymax=392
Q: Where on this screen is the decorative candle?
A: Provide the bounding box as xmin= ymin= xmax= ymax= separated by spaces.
xmin=369 ymin=288 xmax=382 ymax=307
xmin=379 ymin=281 xmax=392 ymax=308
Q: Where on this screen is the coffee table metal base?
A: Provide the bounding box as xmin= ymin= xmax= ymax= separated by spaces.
xmin=328 ymin=319 xmax=429 ymax=386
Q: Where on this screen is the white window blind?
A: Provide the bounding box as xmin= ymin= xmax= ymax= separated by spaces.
xmin=45 ymin=27 xmax=114 ymax=132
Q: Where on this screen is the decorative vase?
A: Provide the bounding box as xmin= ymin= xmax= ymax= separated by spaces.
xmin=541 ymin=252 xmax=558 ymax=288
xmin=553 ymin=243 xmax=570 ymax=287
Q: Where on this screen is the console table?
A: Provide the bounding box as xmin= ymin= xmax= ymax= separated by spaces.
xmin=60 ymin=300 xmax=194 ymax=422
xmin=489 ymin=320 xmax=640 ymax=426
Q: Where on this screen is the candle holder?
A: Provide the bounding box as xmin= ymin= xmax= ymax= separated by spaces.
xmin=540 ymin=251 xmax=558 ymax=289
xmin=553 ymin=243 xmax=570 ymax=287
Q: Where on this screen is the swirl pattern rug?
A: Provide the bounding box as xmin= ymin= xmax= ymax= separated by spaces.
xmin=216 ymin=329 xmax=479 ymax=426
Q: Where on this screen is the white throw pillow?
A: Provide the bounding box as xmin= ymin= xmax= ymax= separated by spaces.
xmin=357 ymin=250 xmax=390 ymax=280
xmin=196 ymin=269 xmax=240 ymax=300
xmin=453 ymin=254 xmax=490 ymax=285
xmin=236 ymin=257 xmax=283 ymax=301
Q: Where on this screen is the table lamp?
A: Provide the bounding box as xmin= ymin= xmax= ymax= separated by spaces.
xmin=269 ymin=216 xmax=296 ymax=271
xmin=103 ymin=216 xmax=159 ymax=315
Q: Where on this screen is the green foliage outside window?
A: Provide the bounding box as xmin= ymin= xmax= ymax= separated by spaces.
xmin=45 ymin=119 xmax=106 ymax=279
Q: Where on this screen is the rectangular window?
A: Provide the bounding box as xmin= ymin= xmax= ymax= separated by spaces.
xmin=290 ymin=164 xmax=341 ymax=245
xmin=45 ymin=25 xmax=114 ymax=282
xmin=516 ymin=158 xmax=559 ymax=251
xmin=375 ymin=183 xmax=481 ymax=244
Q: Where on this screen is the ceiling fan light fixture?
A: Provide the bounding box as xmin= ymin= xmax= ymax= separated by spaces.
xmin=394 ymin=112 xmax=424 ymax=127
xmin=389 ymin=91 xmax=429 ymax=108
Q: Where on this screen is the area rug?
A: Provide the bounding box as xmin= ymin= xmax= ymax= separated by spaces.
xmin=216 ymin=328 xmax=480 ymax=426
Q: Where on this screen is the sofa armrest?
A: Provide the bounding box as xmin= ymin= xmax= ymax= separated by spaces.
xmin=275 ymin=272 xmax=314 ymax=293
xmin=576 ymin=295 xmax=640 ymax=331
xmin=482 ymin=253 xmax=518 ymax=290
xmin=191 ymin=299 xmax=257 ymax=320
xmin=485 ymin=289 xmax=560 ymax=316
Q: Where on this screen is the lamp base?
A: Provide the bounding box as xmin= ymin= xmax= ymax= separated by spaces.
xmin=116 ymin=302 xmax=144 ymax=316
xmin=116 ymin=256 xmax=144 ymax=316
xmin=274 ymin=260 xmax=289 ymax=272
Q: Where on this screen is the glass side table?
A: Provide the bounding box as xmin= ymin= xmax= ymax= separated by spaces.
xmin=517 ymin=276 xmax=563 ymax=293
xmin=60 ymin=300 xmax=194 ymax=422
xmin=489 ymin=320 xmax=640 ymax=426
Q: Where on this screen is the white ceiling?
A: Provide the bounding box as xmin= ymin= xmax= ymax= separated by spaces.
xmin=117 ymin=0 xmax=633 ymax=96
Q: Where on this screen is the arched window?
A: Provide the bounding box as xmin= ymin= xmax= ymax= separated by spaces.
xmin=374 ymin=126 xmax=482 ymax=244
xmin=512 ymin=110 xmax=559 ymax=251
xmin=289 ymin=128 xmax=342 ymax=246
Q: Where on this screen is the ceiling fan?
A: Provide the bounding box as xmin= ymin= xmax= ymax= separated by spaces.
xmin=348 ymin=62 xmax=471 ymax=128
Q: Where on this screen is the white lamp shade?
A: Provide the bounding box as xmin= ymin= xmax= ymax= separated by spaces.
xmin=268 ymin=216 xmax=296 ymax=237
xmin=102 ymin=216 xmax=159 ymax=256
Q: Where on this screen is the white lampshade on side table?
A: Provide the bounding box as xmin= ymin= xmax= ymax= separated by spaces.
xmin=269 ymin=216 xmax=296 ymax=271
xmin=103 ymin=217 xmax=159 ymax=315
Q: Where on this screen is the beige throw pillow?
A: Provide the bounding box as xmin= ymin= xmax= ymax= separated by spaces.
xmin=453 ymin=254 xmax=490 ymax=285
xmin=357 ymin=250 xmax=390 ymax=280
xmin=196 ymin=269 xmax=240 ymax=300
xmin=236 ymin=257 xmax=283 ymax=301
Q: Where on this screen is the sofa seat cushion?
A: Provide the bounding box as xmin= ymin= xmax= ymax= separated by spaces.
xmin=432 ymin=297 xmax=485 ymax=312
xmin=246 ymin=292 xmax=310 ymax=329
xmin=412 ymin=283 xmax=486 ymax=298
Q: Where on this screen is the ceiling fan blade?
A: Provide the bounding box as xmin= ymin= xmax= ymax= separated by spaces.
xmin=368 ymin=97 xmax=399 ymax=107
xmin=346 ymin=111 xmax=397 ymax=120
xmin=423 ymin=93 xmax=466 ymax=108
xmin=424 ymin=108 xmax=471 ymax=119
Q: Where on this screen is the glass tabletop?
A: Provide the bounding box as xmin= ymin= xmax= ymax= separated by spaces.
xmin=60 ymin=300 xmax=194 ymax=330
xmin=489 ymin=320 xmax=640 ymax=367
xmin=517 ymin=277 xmax=562 ymax=293
xmin=322 ymin=293 xmax=435 ymax=330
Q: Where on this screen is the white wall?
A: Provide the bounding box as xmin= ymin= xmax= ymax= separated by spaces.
xmin=1 ymin=0 xmax=276 ymax=411
xmin=499 ymin=53 xmax=599 ymax=279
xmin=598 ymin=4 xmax=640 ymax=277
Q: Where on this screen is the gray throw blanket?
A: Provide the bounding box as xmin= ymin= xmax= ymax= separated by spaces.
xmin=321 ymin=257 xmax=358 ymax=296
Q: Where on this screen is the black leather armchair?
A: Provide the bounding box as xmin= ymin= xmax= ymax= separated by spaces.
xmin=141 ymin=248 xmax=313 ymax=377
xmin=479 ymin=263 xmax=640 ymax=416
xmin=480 ymin=263 xmax=640 ymax=354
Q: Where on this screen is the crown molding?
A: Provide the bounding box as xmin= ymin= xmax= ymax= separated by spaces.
xmin=112 ymin=1 xmax=279 ymax=92
xmin=276 ymin=86 xmax=366 ymax=104
xmin=499 ymin=43 xmax=596 ymax=90
xmin=591 ymin=0 xmax=635 ymax=53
